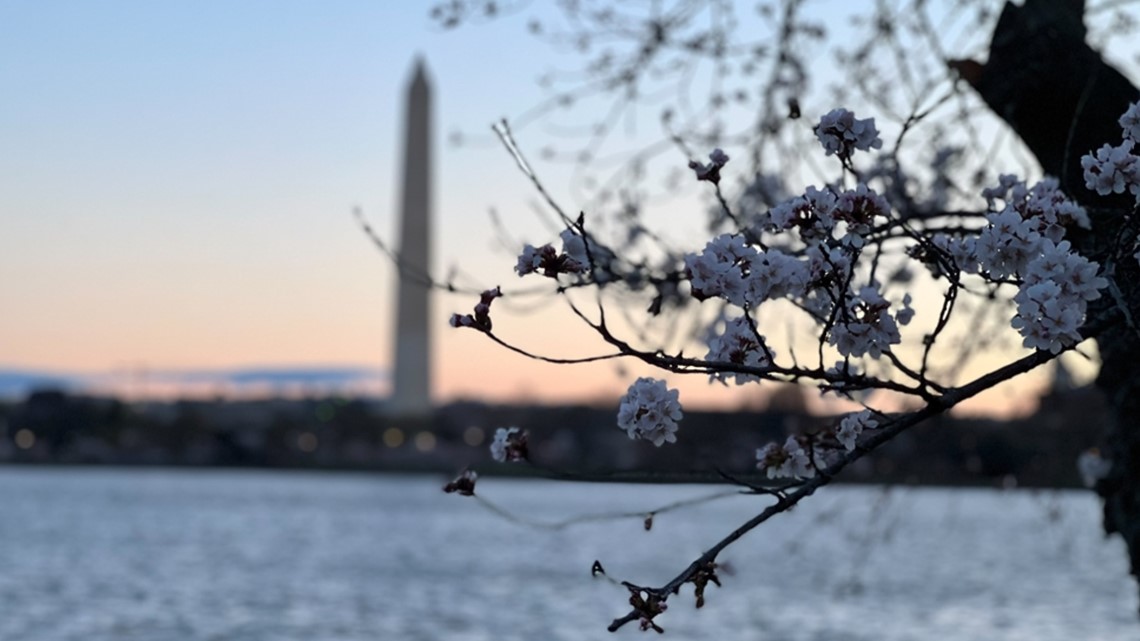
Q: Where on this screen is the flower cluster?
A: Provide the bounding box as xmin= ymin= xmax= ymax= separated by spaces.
xmin=1105 ymin=103 xmax=1140 ymax=265
xmin=754 ymin=410 xmax=884 ymax=479
xmin=1081 ymin=102 xmax=1140 ymax=202
xmin=981 ymin=175 xmax=1090 ymax=242
xmin=489 ymin=427 xmax=529 ymax=462
xmin=765 ymin=185 xmax=838 ymax=242
xmin=688 ymin=148 xmax=730 ymax=184
xmin=834 ymin=184 xmax=890 ymax=247
xmin=1121 ymin=102 xmax=1140 ymax=143
xmin=686 ymin=134 xmax=917 ymax=371
xmin=935 ymin=176 xmax=1106 ymax=353
xmin=515 ymin=229 xmax=591 ymax=277
xmin=687 ymin=185 xmax=908 ymax=365
xmin=1081 ymin=142 xmax=1140 ymax=199
xmin=814 ymin=108 xmax=882 ymax=159
xmin=756 ymin=435 xmax=815 ymax=479
xmin=945 ymin=176 xmax=1090 ymax=277
xmin=449 ymin=287 xmax=502 ymax=331
xmin=834 ymin=410 xmax=879 ymax=452
xmin=762 ymin=184 xmax=889 ymax=248
xmin=704 ymin=316 xmax=774 ymax=385
xmin=755 ymin=411 xmax=881 ymax=480
xmin=827 ymin=284 xmax=903 ymax=358
xmin=617 ymin=378 xmax=682 ymax=446
xmin=684 ymin=234 xmax=808 ymax=307
xmin=1011 ymin=240 xmax=1106 ymax=353
xmin=798 ymin=246 xmax=856 ymax=323
xmin=968 ymin=208 xmax=1044 ymax=279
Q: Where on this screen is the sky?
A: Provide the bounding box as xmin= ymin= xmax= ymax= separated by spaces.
xmin=0 ymin=1 xmax=1112 ymax=414
xmin=0 ymin=1 xmax=571 ymax=401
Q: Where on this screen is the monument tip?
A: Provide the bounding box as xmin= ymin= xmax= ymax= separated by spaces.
xmin=410 ymin=55 xmax=431 ymax=86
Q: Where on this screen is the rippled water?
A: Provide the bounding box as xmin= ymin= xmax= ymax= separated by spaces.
xmin=0 ymin=467 xmax=1136 ymax=640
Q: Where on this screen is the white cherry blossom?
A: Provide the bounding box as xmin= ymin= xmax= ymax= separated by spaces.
xmin=828 ymin=285 xmax=901 ymax=359
xmin=705 ymin=316 xmax=774 ymax=385
xmin=617 ymin=378 xmax=683 ymax=447
xmin=1120 ymin=102 xmax=1140 ymax=142
xmin=1082 ymin=142 xmax=1140 ymax=198
xmin=835 ymin=410 xmax=879 ymax=452
xmin=756 ymin=436 xmax=815 ymax=479
xmin=972 ymin=209 xmax=1042 ymax=280
xmin=490 ymin=427 xmax=528 ymax=463
xmin=560 ymin=229 xmax=589 ymax=271
xmin=814 ymin=108 xmax=882 ymax=159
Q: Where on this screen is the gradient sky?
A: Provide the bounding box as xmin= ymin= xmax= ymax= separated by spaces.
xmin=0 ymin=2 xmax=1107 ymax=414
xmin=0 ymin=1 xmax=716 ymax=404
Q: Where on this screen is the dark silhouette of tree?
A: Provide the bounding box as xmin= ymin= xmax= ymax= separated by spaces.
xmin=952 ymin=0 xmax=1140 ymax=599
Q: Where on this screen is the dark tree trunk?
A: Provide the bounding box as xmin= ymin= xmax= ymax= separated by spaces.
xmin=957 ymin=0 xmax=1140 ymax=602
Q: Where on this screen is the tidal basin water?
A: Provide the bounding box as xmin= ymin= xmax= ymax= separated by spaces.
xmin=0 ymin=468 xmax=1136 ymax=640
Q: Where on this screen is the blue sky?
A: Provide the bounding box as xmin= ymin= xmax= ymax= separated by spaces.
xmin=0 ymin=2 xmax=577 ymax=397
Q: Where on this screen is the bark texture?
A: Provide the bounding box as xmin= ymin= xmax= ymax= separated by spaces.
xmin=959 ymin=0 xmax=1140 ymax=598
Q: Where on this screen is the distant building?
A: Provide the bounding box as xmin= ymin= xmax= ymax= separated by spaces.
xmin=388 ymin=59 xmax=434 ymax=419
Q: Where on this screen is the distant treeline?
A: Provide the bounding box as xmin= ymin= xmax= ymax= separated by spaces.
xmin=0 ymin=387 xmax=1107 ymax=488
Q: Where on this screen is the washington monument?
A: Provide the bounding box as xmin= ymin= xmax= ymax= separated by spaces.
xmin=389 ymin=59 xmax=433 ymax=418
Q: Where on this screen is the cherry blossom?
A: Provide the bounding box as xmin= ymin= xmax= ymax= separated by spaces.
xmin=514 ymin=235 xmax=588 ymax=278
xmin=744 ymin=248 xmax=809 ymax=303
xmin=833 ymin=184 xmax=890 ymax=246
xmin=684 ymin=233 xmax=751 ymax=305
xmin=827 ymin=284 xmax=901 ymax=359
xmin=814 ymin=108 xmax=882 ymax=159
xmin=560 ymin=229 xmax=589 ymax=270
xmin=835 ymin=410 xmax=879 ymax=452
xmin=1011 ymin=281 xmax=1083 ymax=354
xmin=984 ymin=176 xmax=1090 ymax=242
xmin=449 ymin=287 xmax=502 ymax=331
xmin=1081 ymin=141 xmax=1140 ymax=198
xmin=684 ymin=235 xmax=809 ymax=306
xmin=704 ymin=316 xmax=774 ymax=385
xmin=765 ymin=185 xmax=838 ymax=241
xmin=1010 ymin=240 xmax=1106 ymax=353
xmin=617 ymin=378 xmax=682 ymax=446
xmin=805 ymin=244 xmax=851 ymax=287
xmin=756 ymin=435 xmax=814 ymax=479
xmin=971 ymin=209 xmax=1042 ymax=279
xmin=490 ymin=427 xmax=528 ymax=462
xmin=688 ymin=148 xmax=730 ymax=184
xmin=1120 ymin=102 xmax=1140 ymax=142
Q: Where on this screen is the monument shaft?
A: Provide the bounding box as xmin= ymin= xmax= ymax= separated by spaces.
xmin=390 ymin=61 xmax=432 ymax=417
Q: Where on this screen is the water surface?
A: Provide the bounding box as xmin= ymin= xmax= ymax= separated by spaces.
xmin=0 ymin=467 xmax=1134 ymax=640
